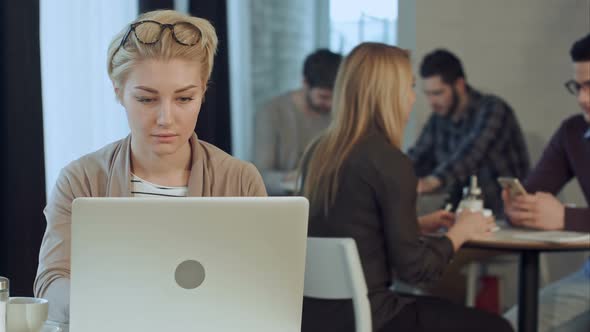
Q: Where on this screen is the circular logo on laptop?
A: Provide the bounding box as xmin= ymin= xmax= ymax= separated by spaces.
xmin=175 ymin=260 xmax=206 ymax=289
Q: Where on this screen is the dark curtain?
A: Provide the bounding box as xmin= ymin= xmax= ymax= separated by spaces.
xmin=0 ymin=0 xmax=47 ymax=296
xmin=139 ymin=0 xmax=174 ymax=14
xmin=189 ymin=0 xmax=232 ymax=153
xmin=139 ymin=0 xmax=232 ymax=153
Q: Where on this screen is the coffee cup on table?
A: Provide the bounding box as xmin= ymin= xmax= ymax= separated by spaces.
xmin=7 ymin=297 xmax=48 ymax=332
xmin=456 ymin=207 xmax=493 ymax=217
xmin=456 ymin=208 xmax=498 ymax=232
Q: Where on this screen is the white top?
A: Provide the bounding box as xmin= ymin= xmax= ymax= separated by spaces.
xmin=131 ymin=174 xmax=188 ymax=198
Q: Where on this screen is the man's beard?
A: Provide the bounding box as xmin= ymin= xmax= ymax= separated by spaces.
xmin=306 ymin=91 xmax=330 ymax=114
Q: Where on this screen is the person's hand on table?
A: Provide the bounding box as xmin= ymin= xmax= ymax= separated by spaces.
xmin=502 ymin=189 xmax=565 ymax=230
xmin=418 ymin=210 xmax=455 ymax=234
xmin=417 ymin=175 xmax=442 ymax=194
xmin=446 ymin=210 xmax=496 ymax=251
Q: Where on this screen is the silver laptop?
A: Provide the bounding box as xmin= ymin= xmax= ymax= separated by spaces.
xmin=70 ymin=197 xmax=309 ymax=332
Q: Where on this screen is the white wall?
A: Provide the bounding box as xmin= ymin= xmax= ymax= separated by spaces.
xmin=405 ymin=0 xmax=590 ymax=307
xmin=397 ymin=0 xmax=416 ymax=150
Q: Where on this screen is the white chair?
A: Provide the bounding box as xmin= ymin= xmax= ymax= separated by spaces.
xmin=304 ymin=237 xmax=372 ymax=332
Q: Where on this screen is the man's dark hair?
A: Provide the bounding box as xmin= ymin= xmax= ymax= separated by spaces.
xmin=419 ymin=49 xmax=466 ymax=84
xmin=570 ymin=33 xmax=590 ymax=62
xmin=303 ymin=49 xmax=342 ymax=89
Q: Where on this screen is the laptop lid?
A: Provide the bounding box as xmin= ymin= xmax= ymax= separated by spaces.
xmin=70 ymin=197 xmax=309 ymax=332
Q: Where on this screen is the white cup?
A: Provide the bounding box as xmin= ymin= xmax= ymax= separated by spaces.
xmin=456 ymin=208 xmax=499 ymax=232
xmin=7 ymin=297 xmax=49 ymax=332
xmin=456 ymin=208 xmax=493 ymax=217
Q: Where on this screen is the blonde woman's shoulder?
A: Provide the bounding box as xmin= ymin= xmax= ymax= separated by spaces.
xmin=64 ymin=136 xmax=128 ymax=174
xmin=50 ymin=136 xmax=130 ymax=200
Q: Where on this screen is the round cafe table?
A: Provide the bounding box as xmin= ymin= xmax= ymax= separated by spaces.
xmin=464 ymin=226 xmax=590 ymax=332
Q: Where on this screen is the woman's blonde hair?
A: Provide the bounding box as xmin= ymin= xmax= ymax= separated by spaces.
xmin=302 ymin=42 xmax=413 ymax=214
xmin=107 ymin=10 xmax=218 ymax=95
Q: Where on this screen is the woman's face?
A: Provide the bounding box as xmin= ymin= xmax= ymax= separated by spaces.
xmin=119 ymin=58 xmax=204 ymax=158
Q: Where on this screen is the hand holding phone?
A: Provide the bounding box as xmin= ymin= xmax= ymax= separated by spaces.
xmin=497 ymin=177 xmax=528 ymax=197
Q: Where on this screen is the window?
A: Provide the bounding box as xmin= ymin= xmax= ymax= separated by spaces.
xmin=330 ymin=0 xmax=398 ymax=53
xmin=40 ymin=0 xmax=137 ymax=196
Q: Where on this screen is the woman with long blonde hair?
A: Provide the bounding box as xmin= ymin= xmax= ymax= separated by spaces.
xmin=300 ymin=43 xmax=512 ymax=332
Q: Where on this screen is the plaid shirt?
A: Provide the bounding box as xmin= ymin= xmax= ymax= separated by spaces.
xmin=408 ymin=88 xmax=530 ymax=214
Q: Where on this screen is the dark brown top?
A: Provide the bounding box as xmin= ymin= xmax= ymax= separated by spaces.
xmin=301 ymin=129 xmax=454 ymax=332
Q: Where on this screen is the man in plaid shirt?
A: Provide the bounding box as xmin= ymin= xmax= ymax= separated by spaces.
xmin=409 ymin=49 xmax=530 ymax=215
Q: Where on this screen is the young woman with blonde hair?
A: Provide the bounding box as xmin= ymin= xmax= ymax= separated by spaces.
xmin=35 ymin=10 xmax=266 ymax=324
xmin=300 ymin=42 xmax=512 ymax=332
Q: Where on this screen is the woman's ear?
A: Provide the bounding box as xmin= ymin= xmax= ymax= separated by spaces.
xmin=113 ymin=83 xmax=123 ymax=105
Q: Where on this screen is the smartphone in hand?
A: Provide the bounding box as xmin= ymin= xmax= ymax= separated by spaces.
xmin=497 ymin=177 xmax=528 ymax=197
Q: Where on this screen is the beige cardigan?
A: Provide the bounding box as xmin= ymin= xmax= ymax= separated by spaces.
xmin=34 ymin=134 xmax=267 ymax=322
